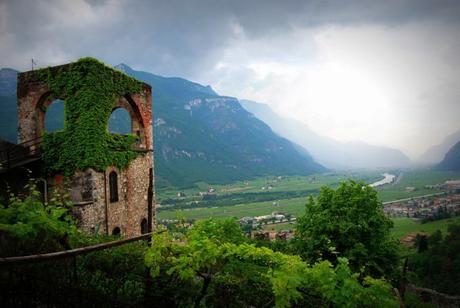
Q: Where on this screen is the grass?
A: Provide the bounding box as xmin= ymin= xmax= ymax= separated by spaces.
xmin=158 ymin=197 xmax=308 ymax=220
xmin=391 ymin=216 xmax=460 ymax=239
xmin=157 ymin=170 xmax=460 ymax=223
xmin=157 ymin=171 xmax=384 ymax=220
xmin=156 ymin=171 xmax=383 ymax=201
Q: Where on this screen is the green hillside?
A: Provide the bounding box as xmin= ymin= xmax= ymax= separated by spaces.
xmin=0 ymin=65 xmax=325 ymax=187
xmin=437 ymin=140 xmax=460 ymax=171
xmin=115 ymin=64 xmax=325 ymax=187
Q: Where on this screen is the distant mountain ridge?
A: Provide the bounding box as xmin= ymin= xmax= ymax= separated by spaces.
xmin=240 ymin=99 xmax=412 ymax=169
xmin=0 ymin=65 xmax=325 ymax=187
xmin=115 ymin=63 xmax=219 ymax=97
xmin=418 ymin=129 xmax=460 ymax=165
xmin=117 ymin=65 xmax=325 ymax=186
xmin=437 ymin=140 xmax=460 ymax=171
xmin=0 ymin=68 xmax=18 ymax=143
xmin=0 ymin=68 xmax=17 ymax=95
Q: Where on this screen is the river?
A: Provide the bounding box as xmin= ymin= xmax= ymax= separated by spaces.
xmin=370 ymin=173 xmax=396 ymax=187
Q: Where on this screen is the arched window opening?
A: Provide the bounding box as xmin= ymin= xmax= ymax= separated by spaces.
xmin=112 ymin=227 xmax=121 ymax=236
xmin=109 ymin=171 xmax=119 ymax=203
xmin=44 ymin=99 xmax=64 ymax=132
xmin=108 ymin=108 xmax=131 ymax=134
xmin=141 ymin=218 xmax=148 ymax=234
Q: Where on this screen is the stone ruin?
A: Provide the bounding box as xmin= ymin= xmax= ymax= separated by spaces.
xmin=1 ymin=60 xmax=155 ymax=236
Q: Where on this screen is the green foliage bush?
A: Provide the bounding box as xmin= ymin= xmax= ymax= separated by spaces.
xmin=0 ymin=185 xmax=400 ymax=307
xmin=0 ymin=188 xmax=151 ymax=306
xmin=38 ymin=57 xmax=144 ymax=176
xmin=75 ymin=240 xmax=149 ymax=305
xmin=145 ymin=218 xmax=398 ymax=307
xmin=0 ymin=185 xmax=76 ymax=257
xmin=293 ymin=180 xmax=400 ymax=279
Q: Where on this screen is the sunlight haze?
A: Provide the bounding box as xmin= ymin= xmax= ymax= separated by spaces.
xmin=1 ymin=0 xmax=460 ymax=159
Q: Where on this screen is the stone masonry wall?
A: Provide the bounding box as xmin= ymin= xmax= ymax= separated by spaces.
xmin=69 ymin=169 xmax=107 ymax=234
xmin=106 ymin=154 xmax=154 ymax=236
xmin=17 ymin=62 xmax=155 ymax=237
xmin=17 ymin=73 xmax=52 ymax=143
xmin=69 ymin=155 xmax=154 ymax=236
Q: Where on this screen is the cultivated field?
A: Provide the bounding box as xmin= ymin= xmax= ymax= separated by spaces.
xmin=157 ymin=170 xmax=460 ymax=224
xmin=157 ymin=171 xmax=383 ymax=220
xmin=156 ymin=171 xmax=383 ymax=200
xmin=158 ymin=197 xmax=308 ymax=220
xmin=377 ymin=170 xmax=460 ymax=202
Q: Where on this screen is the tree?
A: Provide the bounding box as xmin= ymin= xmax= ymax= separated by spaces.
xmin=414 ymin=234 xmax=428 ymax=253
xmin=145 ymin=218 xmax=397 ymax=307
xmin=409 ymin=224 xmax=460 ymax=295
xmin=293 ymin=180 xmax=399 ymax=279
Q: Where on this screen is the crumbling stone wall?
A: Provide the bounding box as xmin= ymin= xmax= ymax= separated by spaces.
xmin=69 ymin=169 xmax=106 ymax=234
xmin=17 ymin=69 xmax=56 ymax=143
xmin=69 ymin=155 xmax=154 ymax=236
xmin=16 ymin=60 xmax=155 ymax=237
xmin=105 ymin=155 xmax=154 ymax=236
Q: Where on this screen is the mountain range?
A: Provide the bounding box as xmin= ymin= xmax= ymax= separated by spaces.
xmin=0 ymin=68 xmax=18 ymax=144
xmin=437 ymin=140 xmax=460 ymax=171
xmin=3 ymin=63 xmax=458 ymax=185
xmin=0 ymin=65 xmax=324 ymax=187
xmin=418 ymin=129 xmax=460 ymax=165
xmin=240 ymin=100 xmax=412 ymax=169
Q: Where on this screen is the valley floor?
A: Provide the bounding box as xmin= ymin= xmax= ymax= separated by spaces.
xmin=156 ymin=169 xmax=460 ymax=237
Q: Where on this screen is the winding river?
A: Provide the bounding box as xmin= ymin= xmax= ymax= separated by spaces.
xmin=370 ymin=173 xmax=396 ymax=188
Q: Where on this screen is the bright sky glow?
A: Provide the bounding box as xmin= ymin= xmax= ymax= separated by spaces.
xmin=2 ymin=0 xmax=460 ymax=159
xmin=301 ymin=63 xmax=390 ymax=140
xmin=201 ymin=23 xmax=460 ymax=159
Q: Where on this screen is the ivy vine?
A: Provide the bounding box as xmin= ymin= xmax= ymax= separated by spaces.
xmin=39 ymin=57 xmax=145 ymax=176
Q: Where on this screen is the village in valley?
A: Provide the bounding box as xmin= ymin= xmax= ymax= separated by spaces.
xmin=384 ymin=180 xmax=460 ymax=220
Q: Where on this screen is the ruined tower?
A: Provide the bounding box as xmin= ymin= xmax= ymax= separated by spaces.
xmin=15 ymin=58 xmax=155 ymax=236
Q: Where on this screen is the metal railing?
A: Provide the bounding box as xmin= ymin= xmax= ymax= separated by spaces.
xmin=0 ymin=230 xmax=163 ymax=307
xmin=0 ymin=230 xmax=163 ymax=265
xmin=0 ymin=136 xmax=43 ymax=171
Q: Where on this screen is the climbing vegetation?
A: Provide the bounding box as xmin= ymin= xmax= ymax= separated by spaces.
xmin=38 ymin=57 xmax=144 ymax=175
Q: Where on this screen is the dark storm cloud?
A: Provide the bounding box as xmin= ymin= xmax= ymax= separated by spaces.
xmin=2 ymin=0 xmax=460 ymax=156
xmin=1 ymin=0 xmax=459 ymax=77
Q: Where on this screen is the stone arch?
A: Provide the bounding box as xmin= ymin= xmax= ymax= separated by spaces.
xmin=112 ymin=95 xmax=147 ymax=149
xmin=34 ymin=91 xmax=65 ymax=140
xmin=108 ymin=107 xmax=131 ymax=134
xmin=44 ymin=99 xmax=65 ymax=132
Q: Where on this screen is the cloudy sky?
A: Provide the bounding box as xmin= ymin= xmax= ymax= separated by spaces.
xmin=1 ymin=0 xmax=460 ymax=159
